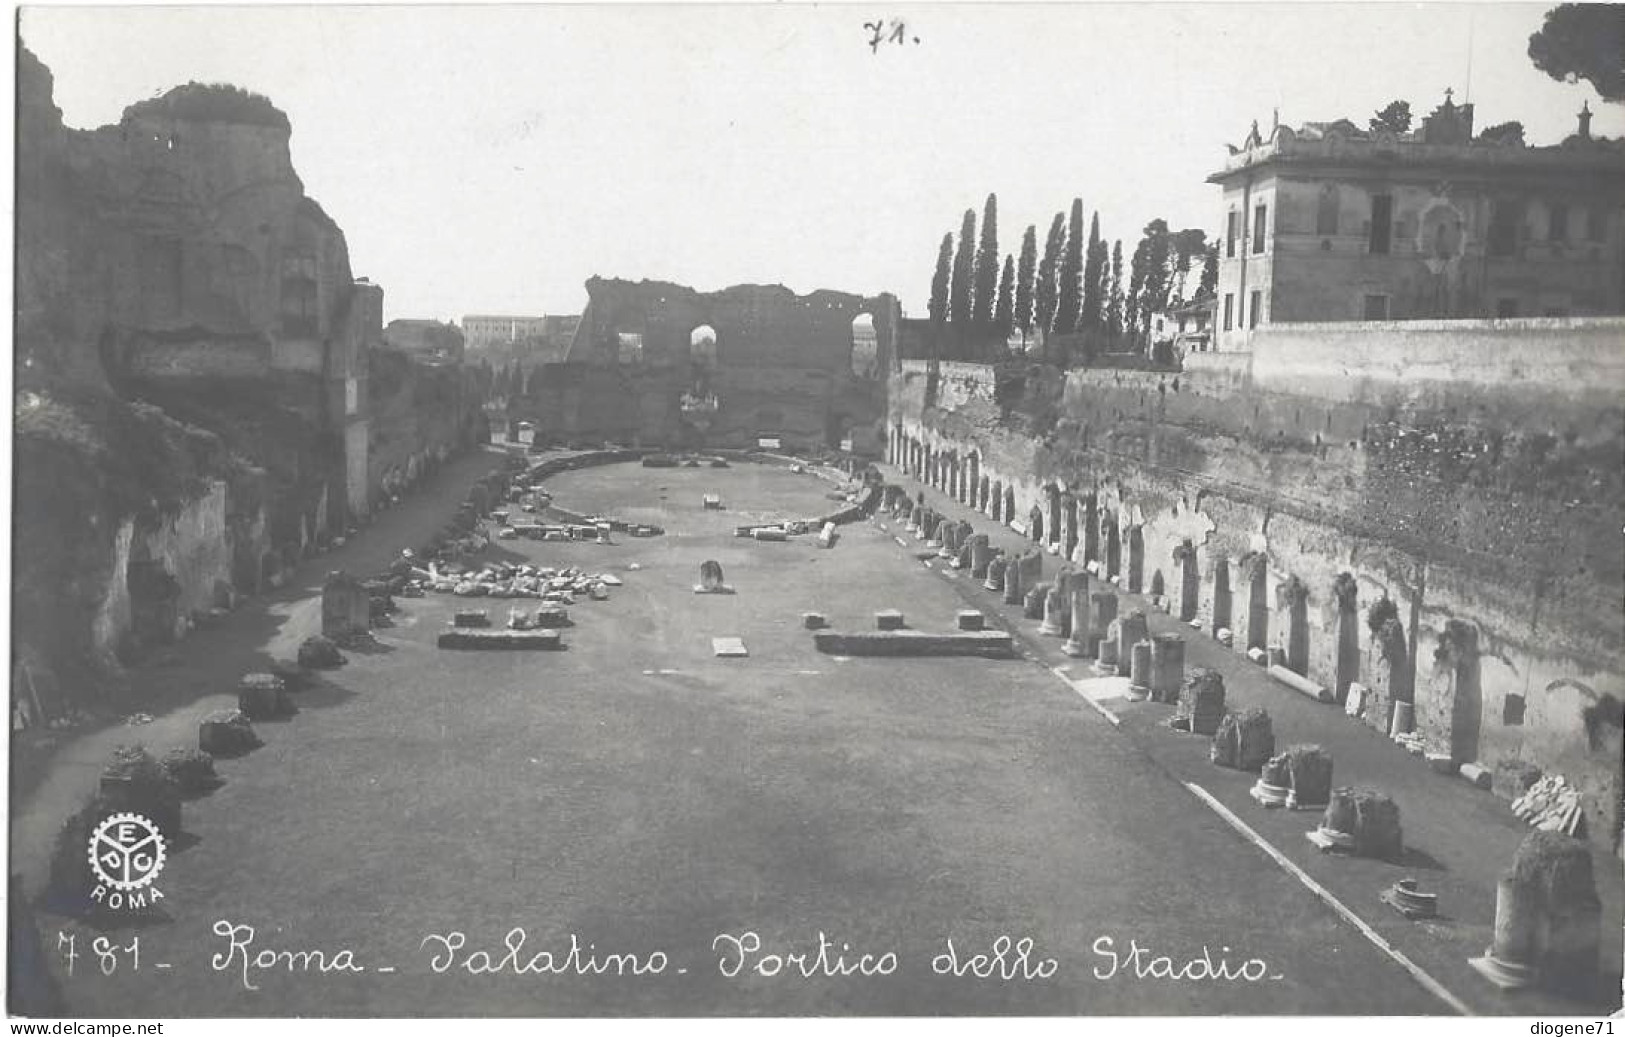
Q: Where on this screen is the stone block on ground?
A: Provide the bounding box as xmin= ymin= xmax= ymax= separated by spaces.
xmin=752 ymin=527 xmax=788 ymax=542
xmin=199 ymin=709 xmax=260 ymax=757
xmin=712 ymin=637 xmax=749 ymax=658
xmin=237 ymin=673 xmax=295 ymax=720
xmin=703 ymin=494 xmax=723 ymax=510
xmin=161 ymin=748 xmax=220 ymax=795
xmin=437 ymin=629 xmax=564 ymax=650
xmin=297 ymin=635 xmax=345 ymax=670
xmin=1174 ymin=668 xmax=1227 ymax=735
xmin=875 ymin=610 xmax=906 ymax=631
xmin=453 ymin=610 xmax=490 ymax=628
xmin=1459 ymin=761 xmax=1492 ymax=790
xmin=1212 ymin=708 xmax=1274 ymax=770
xmin=1349 ymin=789 xmax=1404 ymax=860
xmin=321 ymin=570 xmax=370 ymax=639
xmin=956 ymin=610 xmax=985 ymax=631
xmin=1023 ymin=585 xmax=1048 ymax=620
xmin=1286 ymin=745 xmax=1335 ymax=810
xmin=695 ymin=560 xmax=735 ymax=595
xmin=802 ymin=612 xmax=828 ymax=630
xmin=812 ymin=630 xmax=1015 ymax=659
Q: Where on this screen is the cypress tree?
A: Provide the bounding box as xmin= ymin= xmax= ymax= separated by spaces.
xmin=1081 ymin=211 xmax=1107 ymax=334
xmin=994 ymin=253 xmax=1016 ymax=342
xmin=1054 ymin=198 xmax=1085 ymax=337
xmin=1014 ymin=225 xmax=1038 ymax=344
xmin=1198 ymin=243 xmax=1219 ymax=299
xmin=1035 ymin=212 xmax=1065 ymax=341
xmin=1106 ymin=240 xmax=1125 ymax=347
xmin=949 ymin=209 xmax=977 ymax=355
xmin=928 ymin=232 xmax=953 ymax=338
xmin=972 ymin=194 xmax=999 ymax=328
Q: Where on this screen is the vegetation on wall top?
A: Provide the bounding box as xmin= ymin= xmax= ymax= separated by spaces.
xmin=124 ymin=82 xmax=291 ymax=132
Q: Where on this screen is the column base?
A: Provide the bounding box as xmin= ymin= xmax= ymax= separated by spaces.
xmin=1468 ymin=952 xmax=1539 ymax=991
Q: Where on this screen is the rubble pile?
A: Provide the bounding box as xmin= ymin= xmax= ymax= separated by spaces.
xmin=1510 ymin=774 xmax=1587 ymax=837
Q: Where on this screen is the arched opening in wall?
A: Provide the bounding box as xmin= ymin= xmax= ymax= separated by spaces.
xmin=1003 ymin=486 xmax=1016 ymax=526
xmin=1105 ymin=518 xmax=1121 ymax=579
xmin=689 ymin=325 xmax=718 ymax=369
xmin=1083 ymin=495 xmax=1099 ymax=563
xmin=126 ymin=543 xmax=180 ymax=656
xmin=1150 ymin=569 xmax=1165 ymax=598
xmin=850 ymin=314 xmax=879 ymax=379
xmin=1438 ymin=621 xmax=1482 ymax=764
xmin=1333 ymin=573 xmax=1360 ymax=704
xmin=1127 ymin=527 xmax=1145 ymax=593
xmin=1179 ymin=545 xmax=1200 ymax=621
xmin=1028 ymin=504 xmax=1044 ymax=543
xmin=1284 ymin=578 xmax=1310 ymax=676
xmin=1063 ymin=496 xmax=1080 ymax=559
xmin=1246 ymin=557 xmax=1269 ymax=651
xmin=1047 ymin=486 xmax=1063 ymax=547
xmin=1211 ymin=560 xmax=1232 ymax=634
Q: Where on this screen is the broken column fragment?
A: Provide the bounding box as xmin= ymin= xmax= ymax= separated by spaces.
xmin=1211 ymin=707 xmax=1275 ymax=770
xmin=1149 ymin=634 xmax=1185 ymax=703
xmin=1175 ymin=667 xmax=1227 ymax=736
xmin=694 ymin=560 xmax=735 ymax=594
xmin=1470 ymin=830 xmax=1601 ymax=994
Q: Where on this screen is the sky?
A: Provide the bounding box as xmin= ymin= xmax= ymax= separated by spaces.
xmin=19 ymin=2 xmax=1624 ymax=324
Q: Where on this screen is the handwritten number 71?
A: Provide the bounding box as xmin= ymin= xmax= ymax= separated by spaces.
xmin=865 ymin=19 xmax=917 ymax=53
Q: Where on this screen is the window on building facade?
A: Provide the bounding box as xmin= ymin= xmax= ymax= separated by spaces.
xmin=1488 ymin=201 xmax=1519 ymax=257
xmin=1549 ymin=203 xmax=1569 ymax=242
xmin=1316 ymin=185 xmax=1339 ymax=236
xmin=1226 ymin=211 xmax=1239 ymax=258
xmin=1248 ymin=290 xmax=1262 ymax=328
xmin=1496 ymin=298 xmax=1519 ymax=318
xmin=1362 ymin=294 xmax=1389 ymax=320
xmin=1369 ymin=195 xmax=1393 ymax=254
xmin=1252 ymin=204 xmax=1267 ymax=254
xmin=1223 ymin=293 xmax=1234 ymax=331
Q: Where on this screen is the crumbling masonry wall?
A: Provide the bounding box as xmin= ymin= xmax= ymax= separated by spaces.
xmin=511 ymin=277 xmax=899 ymax=452
xmin=889 ymin=317 xmax=1625 ymax=851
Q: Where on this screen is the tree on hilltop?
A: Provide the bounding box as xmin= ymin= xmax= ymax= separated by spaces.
xmin=1015 ymin=225 xmax=1038 ymax=346
xmin=972 ymin=194 xmax=1000 ymax=328
xmin=1055 ymin=198 xmax=1086 ymax=337
xmin=994 ymin=253 xmax=1016 ymax=343
xmin=1528 ymin=3 xmax=1624 ymax=103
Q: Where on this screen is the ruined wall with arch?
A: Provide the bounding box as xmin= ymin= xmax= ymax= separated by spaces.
xmin=889 ymin=322 xmax=1624 ymax=851
xmin=513 ymin=277 xmax=900 ymax=452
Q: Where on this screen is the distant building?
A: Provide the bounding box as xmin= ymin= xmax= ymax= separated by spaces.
xmin=461 ymin=314 xmax=549 ymax=351
xmin=384 ymin=319 xmax=464 ymax=364
xmin=1208 ymin=95 xmax=1625 ymax=350
xmin=1152 ymin=297 xmax=1217 ymax=355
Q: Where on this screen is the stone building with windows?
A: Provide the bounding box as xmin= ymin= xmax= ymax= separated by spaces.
xmin=1208 ymin=95 xmax=1625 ymax=350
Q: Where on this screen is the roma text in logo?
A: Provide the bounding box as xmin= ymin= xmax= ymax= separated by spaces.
xmin=87 ymin=812 xmax=167 ymax=910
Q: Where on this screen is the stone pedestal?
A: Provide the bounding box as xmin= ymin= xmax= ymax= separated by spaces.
xmin=1063 ymin=584 xmax=1094 ymax=657
xmin=1128 ymin=640 xmax=1152 ymax=697
xmin=1039 ymin=585 xmax=1068 ymax=636
xmin=956 ymin=610 xmax=985 ymax=631
xmin=1093 ymin=634 xmax=1120 ymax=676
xmin=875 ymin=610 xmax=906 ymax=630
xmin=984 ymin=556 xmax=1007 ymax=593
xmin=1286 ymin=745 xmax=1334 ymax=810
xmin=1116 ymin=610 xmax=1148 ymax=668
xmin=1090 ymin=592 xmax=1118 ymax=654
xmin=322 ymin=571 xmax=369 ymax=639
xmin=1149 ymin=634 xmax=1185 ymax=703
xmin=1177 ymin=668 xmax=1227 ymax=736
xmin=1251 ymin=753 xmax=1292 ymax=808
xmin=1003 ymin=559 xmax=1025 ymax=606
xmin=969 ymin=535 xmax=992 ymax=580
xmin=1211 ymin=708 xmax=1274 ymax=770
xmin=1023 ymin=584 xmax=1048 ymax=620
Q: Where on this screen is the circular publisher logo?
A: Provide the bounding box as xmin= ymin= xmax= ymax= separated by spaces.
xmin=87 ymin=812 xmax=167 ymax=892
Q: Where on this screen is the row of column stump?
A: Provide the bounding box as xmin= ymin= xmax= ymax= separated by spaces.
xmin=885 ymin=475 xmax=1604 ymax=1001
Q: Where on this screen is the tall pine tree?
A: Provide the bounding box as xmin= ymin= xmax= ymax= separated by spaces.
xmin=1015 ymin=225 xmax=1038 ymax=345
xmin=1034 ymin=213 xmax=1065 ymax=343
xmin=1081 ymin=211 xmax=1107 ymax=335
xmin=949 ymin=208 xmax=977 ymax=355
xmin=1054 ymin=198 xmax=1085 ymax=337
xmin=972 ymin=194 xmax=999 ymax=328
xmin=994 ymin=253 xmax=1015 ymax=343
